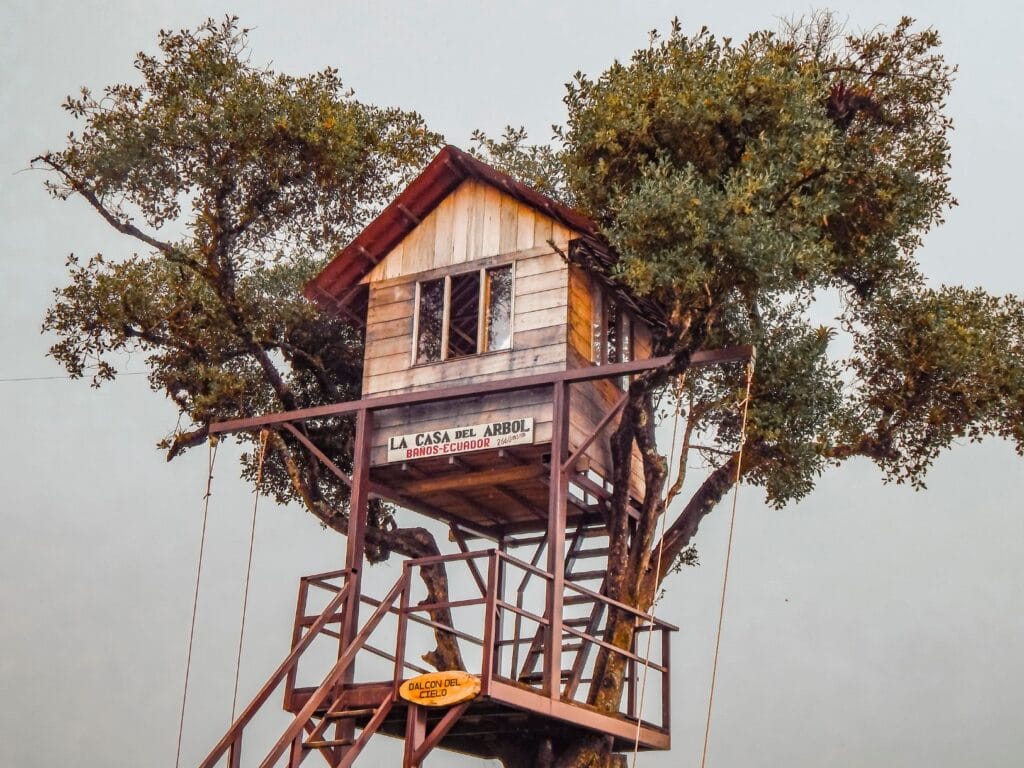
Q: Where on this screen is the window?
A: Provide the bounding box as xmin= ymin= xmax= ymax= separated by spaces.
xmin=592 ymin=292 xmax=634 ymax=386
xmin=414 ymin=264 xmax=513 ymax=364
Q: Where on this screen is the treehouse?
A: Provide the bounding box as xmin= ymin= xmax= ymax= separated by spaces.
xmin=305 ymin=145 xmax=657 ymax=535
xmin=201 ymin=146 xmax=750 ymax=767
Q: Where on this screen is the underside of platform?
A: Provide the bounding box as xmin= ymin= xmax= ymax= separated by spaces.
xmin=288 ymin=680 xmax=670 ymax=758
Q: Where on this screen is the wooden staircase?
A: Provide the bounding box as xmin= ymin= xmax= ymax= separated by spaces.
xmin=197 ymin=549 xmax=675 ymax=767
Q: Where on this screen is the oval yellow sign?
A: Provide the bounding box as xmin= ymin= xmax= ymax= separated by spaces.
xmin=398 ymin=671 xmax=481 ymax=707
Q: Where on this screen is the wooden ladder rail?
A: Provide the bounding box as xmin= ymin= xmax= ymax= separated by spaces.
xmin=516 ymin=516 xmax=597 ymax=682
xmin=197 ymin=579 xmax=352 ymax=768
xmin=258 ymin=572 xmax=411 ymax=768
xmin=297 ymin=690 xmax=397 ymax=768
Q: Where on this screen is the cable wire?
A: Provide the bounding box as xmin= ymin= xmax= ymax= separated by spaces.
xmin=700 ymin=359 xmax=756 ymax=768
xmin=175 ymin=438 xmax=218 ymax=768
xmin=230 ymin=430 xmax=268 ymax=722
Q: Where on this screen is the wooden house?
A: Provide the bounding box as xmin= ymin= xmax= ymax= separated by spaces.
xmin=305 ymin=145 xmax=653 ymax=537
xmin=198 ymin=147 xmax=751 ymax=768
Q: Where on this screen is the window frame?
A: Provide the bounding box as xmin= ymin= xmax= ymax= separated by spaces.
xmin=411 ymin=260 xmax=516 ymax=365
xmin=591 ymin=290 xmax=635 ymax=366
xmin=591 ymin=289 xmax=635 ymax=388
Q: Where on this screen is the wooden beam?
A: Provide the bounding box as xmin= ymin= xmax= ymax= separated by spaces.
xmin=210 ymin=346 xmax=755 ymax=436
xmin=401 ymin=463 xmax=543 ymax=496
xmin=493 ymin=484 xmax=547 ymax=521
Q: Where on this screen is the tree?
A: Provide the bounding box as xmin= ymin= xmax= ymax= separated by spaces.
xmin=34 ymin=16 xmax=469 ymax=670
xmin=36 ymin=13 xmax=1023 ymax=768
xmin=476 ymin=14 xmax=1021 ymax=767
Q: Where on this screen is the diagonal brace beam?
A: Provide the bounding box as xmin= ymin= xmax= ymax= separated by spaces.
xmin=411 ymin=702 xmax=472 ymax=765
xmin=562 ymin=389 xmax=629 ymax=473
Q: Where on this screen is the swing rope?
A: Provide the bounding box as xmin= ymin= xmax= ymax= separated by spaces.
xmin=175 ymin=437 xmax=219 ymax=768
xmin=629 ymin=376 xmax=685 ymax=767
xmin=628 ymin=359 xmax=754 ymax=767
xmin=230 ymin=429 xmax=268 ymax=722
xmin=699 ymin=359 xmax=756 ymax=768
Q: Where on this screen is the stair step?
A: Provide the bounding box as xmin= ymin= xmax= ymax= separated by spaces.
xmin=564 ymin=595 xmax=597 ymax=606
xmin=304 ymin=739 xmax=354 ymax=749
xmin=572 ymin=547 xmax=609 ymax=559
xmin=563 ymin=617 xmax=593 ymax=627
xmin=518 ymin=669 xmax=573 ymax=683
xmin=567 ymin=570 xmax=607 ymax=581
xmin=562 ymin=643 xmax=584 ymax=652
xmin=324 ymin=708 xmax=377 ymax=719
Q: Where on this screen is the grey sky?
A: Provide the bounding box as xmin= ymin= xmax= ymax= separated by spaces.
xmin=2 ymin=1 xmax=1022 ymax=766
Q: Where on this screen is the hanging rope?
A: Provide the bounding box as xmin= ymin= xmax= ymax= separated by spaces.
xmin=630 ymin=376 xmax=685 ymax=767
xmin=699 ymin=359 xmax=756 ymax=768
xmin=175 ymin=437 xmax=219 ymax=768
xmin=230 ymin=430 xmax=268 ymax=721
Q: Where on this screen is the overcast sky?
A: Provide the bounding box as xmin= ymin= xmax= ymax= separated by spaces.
xmin=2 ymin=2 xmax=1022 ymax=767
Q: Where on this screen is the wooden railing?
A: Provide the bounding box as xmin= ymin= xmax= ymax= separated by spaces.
xmin=198 ymin=549 xmax=675 ymax=766
xmin=197 ymin=568 xmax=409 ymax=768
xmin=393 ymin=549 xmax=675 ymax=729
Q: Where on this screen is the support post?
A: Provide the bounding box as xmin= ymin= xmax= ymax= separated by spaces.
xmin=403 ymin=704 xmax=427 ymax=768
xmin=545 ymin=381 xmax=569 ymax=699
xmin=342 ymin=408 xmax=373 ymax=649
xmin=481 ymin=550 xmax=500 ymax=694
xmin=339 ymin=408 xmax=372 ymax=756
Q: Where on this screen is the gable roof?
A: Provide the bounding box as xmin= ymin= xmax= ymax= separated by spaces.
xmin=305 ymin=145 xmax=669 ymax=336
xmin=304 ymin=145 xmax=597 ymax=309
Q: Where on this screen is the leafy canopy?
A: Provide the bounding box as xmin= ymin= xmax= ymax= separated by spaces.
xmin=38 ymin=13 xmax=1023 ymax=542
xmin=37 ymin=17 xmax=442 ymax=521
xmin=478 ymin=16 xmax=1022 ymax=509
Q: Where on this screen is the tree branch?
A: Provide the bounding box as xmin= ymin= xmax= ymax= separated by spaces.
xmin=32 ymin=153 xmax=200 ymax=269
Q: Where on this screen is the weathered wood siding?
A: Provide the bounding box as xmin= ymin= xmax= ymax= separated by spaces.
xmin=361 ymin=180 xmax=573 ymax=465
xmin=361 ymin=179 xmax=573 ymax=284
xmin=565 ymin=268 xmax=652 ymax=497
xmin=359 ymin=176 xmax=651 ymax=502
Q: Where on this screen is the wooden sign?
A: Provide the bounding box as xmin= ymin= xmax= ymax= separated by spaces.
xmin=398 ymin=671 xmax=481 ymax=707
xmin=386 ymin=417 xmax=533 ymax=463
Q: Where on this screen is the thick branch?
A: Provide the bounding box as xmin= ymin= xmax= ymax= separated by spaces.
xmin=33 ymin=154 xmax=198 ymax=269
xmin=270 ymin=430 xmax=464 ymax=671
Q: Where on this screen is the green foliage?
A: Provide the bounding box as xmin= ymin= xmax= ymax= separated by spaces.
xmin=37 ymin=17 xmax=442 ymax=516
xmin=469 ymin=126 xmax=568 ymax=202
xmin=547 ymin=14 xmax=1021 ymax=503
xmin=38 ymin=12 xmax=1024 ymax=524
xmin=845 ymin=287 xmax=1024 ymax=484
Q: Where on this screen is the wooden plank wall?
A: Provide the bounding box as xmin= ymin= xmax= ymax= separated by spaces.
xmin=565 ymin=268 xmax=652 ymax=498
xmin=357 ymin=175 xmax=655 ymax=502
xmin=361 ymin=179 xmax=573 ymax=283
xmin=360 ymin=179 xmax=575 ymax=465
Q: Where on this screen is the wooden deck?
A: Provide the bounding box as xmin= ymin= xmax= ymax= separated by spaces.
xmin=287 ymin=680 xmax=670 ymax=757
xmin=369 ymin=442 xmax=624 ymax=536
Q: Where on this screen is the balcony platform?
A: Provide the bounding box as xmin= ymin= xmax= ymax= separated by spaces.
xmin=287 ymin=679 xmax=669 ymax=758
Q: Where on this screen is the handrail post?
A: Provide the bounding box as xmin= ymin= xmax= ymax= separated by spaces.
xmin=661 ymin=626 xmax=671 ymax=729
xmin=284 ymin=577 xmax=310 ymax=712
xmin=480 ymin=550 xmax=499 ymax=695
xmin=394 ymin=566 xmax=411 ymax=691
xmin=545 ymin=381 xmax=569 ymax=699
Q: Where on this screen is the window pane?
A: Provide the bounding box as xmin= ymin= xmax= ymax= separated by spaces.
xmin=605 ymin=296 xmax=620 ymax=364
xmin=416 ymin=278 xmax=444 ymax=364
xmin=485 ymin=265 xmax=513 ymax=352
xmin=447 ymin=271 xmax=480 ymax=358
xmin=620 ymin=313 xmax=632 ymax=363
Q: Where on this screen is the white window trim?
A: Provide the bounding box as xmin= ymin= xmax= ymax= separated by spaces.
xmin=412 ymin=263 xmax=516 ymax=365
